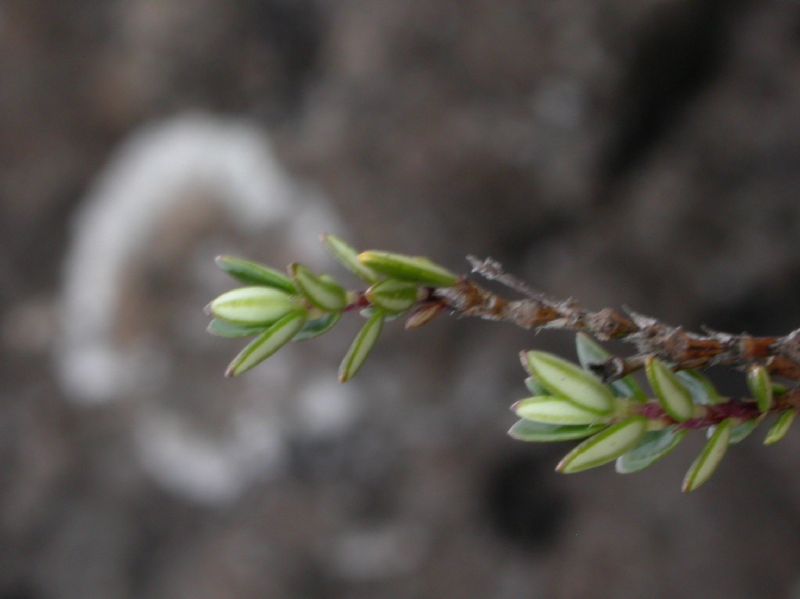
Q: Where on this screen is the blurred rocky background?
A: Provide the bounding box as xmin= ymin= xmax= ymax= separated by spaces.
xmin=3 ymin=0 xmax=800 ymax=597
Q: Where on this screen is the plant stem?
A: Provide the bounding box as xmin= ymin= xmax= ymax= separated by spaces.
xmin=432 ymin=275 xmax=800 ymax=383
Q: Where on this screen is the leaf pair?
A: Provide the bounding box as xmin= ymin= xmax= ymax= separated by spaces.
xmin=207 ymin=283 xmax=322 ymax=376
xmin=321 ymin=236 xmax=457 ymax=380
xmin=512 ymin=350 xmax=686 ymax=476
xmin=209 ymin=286 xmax=302 ymax=326
xmin=513 ymin=341 xmax=798 ymax=492
xmin=513 ymin=395 xmax=609 ymax=426
xmin=521 ymin=351 xmax=615 ymax=415
xmin=516 ymin=350 xmax=623 ymax=454
xmin=215 ymin=256 xmax=350 ymax=318
xmin=224 ymin=311 xmax=308 ymax=377
xmin=557 ymin=418 xmax=648 ymax=474
xmin=514 ymin=351 xmax=636 ymax=472
xmin=210 ymin=259 xmax=347 ymax=376
xmin=210 ymin=237 xmax=460 ymax=382
xmin=321 ymin=234 xmax=460 ymax=288
xmin=616 ymin=428 xmax=687 ymax=474
xmin=512 ymin=404 xmax=676 ymax=476
xmin=290 ymin=264 xmax=348 ymax=312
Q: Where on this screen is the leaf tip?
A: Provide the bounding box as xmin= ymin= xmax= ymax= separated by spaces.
xmin=554 ymin=454 xmax=572 ymax=473
xmin=337 ymin=364 xmax=352 ymax=384
xmin=680 ymin=472 xmax=700 ymax=493
xmin=747 ymin=364 xmax=773 ymax=413
xmin=681 ymin=419 xmax=731 ymax=492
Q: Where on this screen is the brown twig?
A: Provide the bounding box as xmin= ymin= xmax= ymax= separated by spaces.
xmin=637 ymin=388 xmax=800 ymax=428
xmin=431 ymin=258 xmax=800 ymax=383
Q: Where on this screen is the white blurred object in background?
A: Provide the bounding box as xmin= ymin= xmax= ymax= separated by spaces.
xmin=57 ymin=113 xmax=358 ymax=504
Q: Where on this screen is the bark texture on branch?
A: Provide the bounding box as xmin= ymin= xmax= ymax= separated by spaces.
xmin=432 ymin=259 xmax=800 ymax=383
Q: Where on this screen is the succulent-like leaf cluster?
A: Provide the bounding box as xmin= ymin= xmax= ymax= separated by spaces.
xmin=510 ymin=333 xmax=796 ymax=492
xmin=208 ymin=238 xmax=799 ymax=494
xmin=207 ymin=236 xmax=459 ymax=381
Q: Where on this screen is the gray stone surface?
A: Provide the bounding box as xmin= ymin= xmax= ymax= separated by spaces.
xmin=2 ymin=1 xmax=800 ymax=597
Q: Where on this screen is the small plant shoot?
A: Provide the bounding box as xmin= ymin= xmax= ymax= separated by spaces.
xmin=208 ymin=237 xmax=800 ymax=492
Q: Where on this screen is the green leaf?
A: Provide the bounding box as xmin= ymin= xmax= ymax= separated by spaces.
xmin=508 ymin=420 xmax=605 ymax=442
xmin=729 ymin=418 xmax=760 ymax=444
xmin=764 ymin=410 xmax=796 ymax=445
xmin=524 ymin=376 xmax=548 ymax=395
xmin=207 ymin=318 xmax=267 ymax=338
xmin=358 ymin=251 xmax=459 ymax=287
xmin=706 ymin=419 xmax=758 ymax=444
xmin=513 ymin=396 xmax=613 ymax=426
xmin=339 ymin=311 xmax=385 ymax=382
xmin=747 ymin=365 xmax=773 ymax=413
xmin=646 ymin=358 xmax=694 ymax=422
xmin=210 ymin=286 xmax=299 ymax=325
xmin=290 ymin=264 xmax=348 ymax=312
xmin=556 ymin=417 xmax=648 ymax=474
xmin=366 ymin=280 xmax=421 ymax=314
xmin=359 ymin=307 xmax=400 ymax=321
xmin=225 ymin=311 xmax=307 ymax=377
xmin=772 ymin=383 xmax=789 ymax=396
xmin=676 ymin=370 xmax=723 ymax=406
xmin=615 ymin=428 xmax=687 ymax=474
xmin=574 ymin=333 xmax=646 ymax=402
xmin=523 ymin=351 xmax=614 ymax=415
xmin=293 ymin=312 xmax=341 ymax=342
xmin=321 ymin=234 xmax=381 ymax=283
xmin=682 ymin=419 xmax=732 ymax=492
xmin=707 ymin=416 xmax=762 ymax=445
xmin=215 ymin=256 xmax=297 ymax=293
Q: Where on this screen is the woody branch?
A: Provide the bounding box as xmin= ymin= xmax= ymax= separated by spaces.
xmin=429 ymin=257 xmax=800 ymax=383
